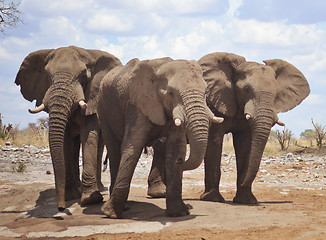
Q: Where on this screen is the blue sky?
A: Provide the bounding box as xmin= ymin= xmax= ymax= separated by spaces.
xmin=0 ymin=0 xmax=326 ymax=137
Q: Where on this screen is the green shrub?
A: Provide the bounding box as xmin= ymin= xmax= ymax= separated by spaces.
xmin=12 ymin=162 xmax=26 ymax=173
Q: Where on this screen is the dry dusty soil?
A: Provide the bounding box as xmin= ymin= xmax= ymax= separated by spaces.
xmin=0 ymin=145 xmax=326 ymax=240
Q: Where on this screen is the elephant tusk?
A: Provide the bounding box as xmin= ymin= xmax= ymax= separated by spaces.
xmin=79 ymin=100 xmax=87 ymax=109
xmin=276 ymin=119 xmax=285 ymax=126
xmin=28 ymin=103 xmax=45 ymax=114
xmin=174 ymin=118 xmax=182 ymax=126
xmin=245 ymin=114 xmax=252 ymax=120
xmin=212 ymin=116 xmax=224 ymax=123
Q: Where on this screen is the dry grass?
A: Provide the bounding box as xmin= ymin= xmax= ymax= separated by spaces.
xmin=0 ymin=128 xmax=48 ymax=147
xmin=0 ymin=127 xmax=322 ymax=157
xmin=221 ymin=134 xmax=321 ymax=158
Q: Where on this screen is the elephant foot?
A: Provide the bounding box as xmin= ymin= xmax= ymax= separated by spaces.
xmin=165 ymin=200 xmax=190 ymax=217
xmin=200 ymin=189 xmax=225 ymax=203
xmin=80 ymin=190 xmax=103 ymax=206
xmin=233 ymin=188 xmax=258 ymax=204
xmin=101 ymin=199 xmax=123 ymax=219
xmin=65 ymin=186 xmax=81 ymax=201
xmin=147 ymin=181 xmax=166 ymax=198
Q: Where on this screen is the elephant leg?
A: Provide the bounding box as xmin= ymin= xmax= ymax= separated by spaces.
xmin=64 ymin=123 xmax=81 ymax=201
xmin=80 ymin=114 xmax=103 ymax=206
xmin=200 ymin=126 xmax=225 ymax=202
xmin=165 ymin=125 xmax=189 ymax=217
xmin=96 ymin=130 xmax=105 ymax=192
xmin=232 ymin=130 xmax=257 ymax=204
xmin=147 ymin=139 xmax=166 ymax=198
xmin=101 ymin=124 xmax=121 ymax=195
xmin=101 ymin=109 xmax=151 ymax=218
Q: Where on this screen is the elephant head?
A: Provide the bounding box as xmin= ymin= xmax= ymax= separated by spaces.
xmin=128 ymin=58 xmax=223 ymax=171
xmin=199 ymin=52 xmax=310 ymax=187
xmin=15 ymin=46 xmax=121 ymax=210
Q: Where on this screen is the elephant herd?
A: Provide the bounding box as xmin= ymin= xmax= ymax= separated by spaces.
xmin=15 ymin=46 xmax=310 ymax=218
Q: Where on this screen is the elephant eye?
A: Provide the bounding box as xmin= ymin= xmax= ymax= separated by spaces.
xmin=244 ymin=85 xmax=251 ymax=93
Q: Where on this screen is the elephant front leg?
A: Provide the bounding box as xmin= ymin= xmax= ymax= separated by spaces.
xmin=147 ymin=139 xmax=166 ymax=198
xmin=102 ymin=109 xmax=151 ymax=218
xmin=232 ymin=130 xmax=258 ymax=204
xmin=64 ymin=123 xmax=81 ymax=201
xmin=80 ymin=115 xmax=103 ymax=206
xmin=165 ymin=126 xmax=189 ymax=217
xmin=200 ymin=128 xmax=225 ymax=203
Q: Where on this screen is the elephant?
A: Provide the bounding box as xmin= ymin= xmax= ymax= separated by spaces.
xmin=15 ymin=46 xmax=122 ymax=211
xmin=197 ymin=52 xmax=310 ymax=204
xmin=97 ymin=57 xmax=223 ymax=218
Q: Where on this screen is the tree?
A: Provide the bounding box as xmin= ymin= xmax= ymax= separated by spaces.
xmin=276 ymin=128 xmax=293 ymax=150
xmin=0 ymin=0 xmax=23 ymax=33
xmin=311 ymin=118 xmax=326 ymax=150
xmin=300 ymin=129 xmax=315 ymax=139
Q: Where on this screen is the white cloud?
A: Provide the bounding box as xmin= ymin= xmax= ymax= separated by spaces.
xmin=38 ymin=16 xmax=84 ymax=45
xmin=304 ymin=94 xmax=325 ymax=105
xmin=101 ymin=0 xmax=227 ymax=15
xmin=86 ymin=13 xmax=133 ymax=33
xmin=229 ymin=19 xmax=322 ymax=47
xmin=21 ymin=0 xmax=93 ymax=17
xmin=227 ymin=0 xmax=243 ymax=17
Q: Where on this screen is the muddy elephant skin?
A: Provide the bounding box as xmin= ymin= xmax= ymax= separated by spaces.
xmin=98 ymin=57 xmax=222 ymax=218
xmin=198 ymin=52 xmax=310 ymax=204
xmin=15 ymin=46 xmax=122 ymax=210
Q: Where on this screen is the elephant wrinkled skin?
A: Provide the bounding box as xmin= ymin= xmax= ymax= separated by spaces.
xmin=98 ymin=57 xmax=223 ymax=218
xmin=198 ymin=52 xmax=310 ymax=204
xmin=15 ymin=46 xmax=122 ymax=210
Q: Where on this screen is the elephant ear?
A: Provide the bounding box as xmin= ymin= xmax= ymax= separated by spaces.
xmin=84 ymin=49 xmax=122 ymax=115
xmin=263 ymin=59 xmax=310 ymax=113
xmin=198 ymin=52 xmax=246 ymax=117
xmin=128 ymin=61 xmax=166 ymax=126
xmin=15 ymin=49 xmax=53 ymax=107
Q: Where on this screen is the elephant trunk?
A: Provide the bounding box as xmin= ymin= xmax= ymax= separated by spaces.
xmin=46 ymin=75 xmax=85 ymax=211
xmin=241 ymin=94 xmax=275 ymax=187
xmin=179 ymin=90 xmax=209 ymax=171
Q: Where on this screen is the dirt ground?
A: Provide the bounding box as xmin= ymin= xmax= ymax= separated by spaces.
xmin=0 ymin=146 xmax=325 ymax=240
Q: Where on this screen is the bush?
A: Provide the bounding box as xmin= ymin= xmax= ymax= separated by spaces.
xmin=12 ymin=161 xmax=26 ymax=173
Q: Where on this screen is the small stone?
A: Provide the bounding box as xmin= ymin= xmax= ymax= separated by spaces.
xmin=5 ymin=141 xmax=12 ymax=146
xmin=46 ymin=170 xmax=51 ymax=175
xmin=286 ymin=153 xmax=294 ymax=160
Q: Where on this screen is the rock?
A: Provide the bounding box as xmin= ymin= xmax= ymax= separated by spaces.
xmin=26 ymin=146 xmax=41 ymax=154
xmin=286 ymin=153 xmax=294 ymax=160
xmin=222 ymin=152 xmax=229 ymax=157
xmin=5 ymin=141 xmax=12 ymax=146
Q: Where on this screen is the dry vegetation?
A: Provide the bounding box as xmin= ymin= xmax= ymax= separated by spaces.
xmin=0 ymin=114 xmax=49 ymax=147
xmin=1 ymin=113 xmax=326 ymax=156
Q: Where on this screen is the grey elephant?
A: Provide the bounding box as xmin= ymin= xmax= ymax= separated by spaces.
xmin=97 ymin=57 xmax=223 ymax=218
xmin=15 ymin=46 xmax=122 ymax=211
xmin=198 ymin=52 xmax=310 ymax=204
